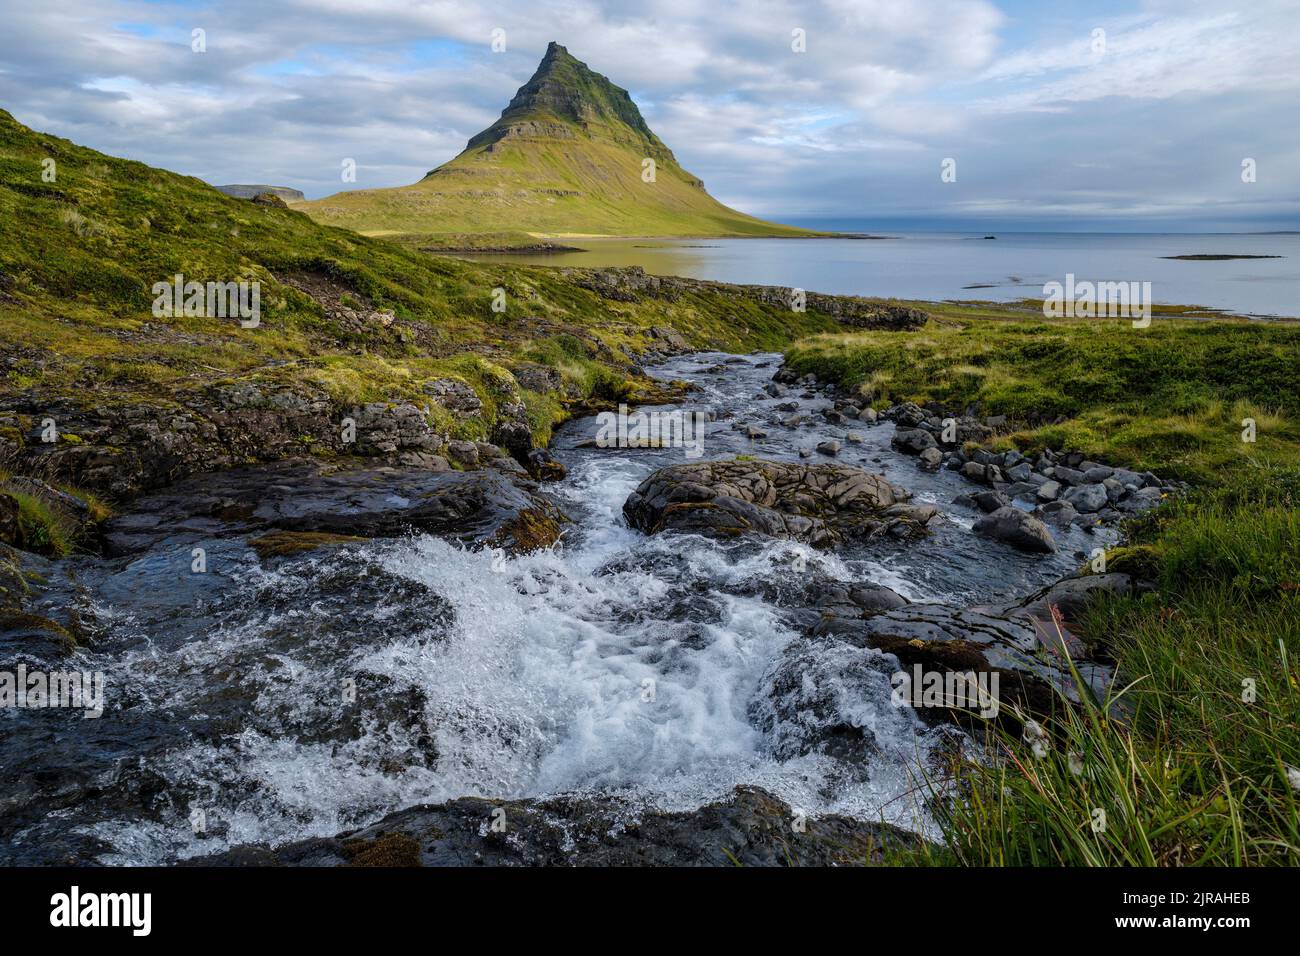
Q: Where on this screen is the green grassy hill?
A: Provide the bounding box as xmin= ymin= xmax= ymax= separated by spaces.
xmin=297 ymin=43 xmax=822 ymax=240
xmin=0 ymin=105 xmax=852 ymax=503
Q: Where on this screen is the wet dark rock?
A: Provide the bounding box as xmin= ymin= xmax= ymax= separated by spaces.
xmin=973 ymin=506 xmax=1056 ymax=553
xmin=526 ymin=448 xmax=567 ymax=481
xmin=802 ymin=580 xmax=910 ymax=620
xmin=808 ymin=571 xmax=1142 ymax=726
xmin=816 ymin=440 xmax=841 ymax=456
xmin=960 ymin=490 xmax=1013 ymax=514
xmin=492 ymin=416 xmax=535 ymax=464
xmin=623 ymin=459 xmax=937 ymax=548
xmin=102 ymin=459 xmax=566 ymax=557
xmin=1033 ymin=500 xmax=1079 ymax=528
xmin=1063 ymin=482 xmax=1109 ymax=513
xmin=891 ymin=428 xmax=938 ymax=455
xmin=193 ymin=785 xmax=923 ymax=866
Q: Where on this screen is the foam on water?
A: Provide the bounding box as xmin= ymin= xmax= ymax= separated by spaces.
xmin=31 ymin=351 xmax=1100 ymax=863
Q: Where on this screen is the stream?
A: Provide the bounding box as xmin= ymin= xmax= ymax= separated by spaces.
xmin=0 ymin=352 xmax=1112 ymax=864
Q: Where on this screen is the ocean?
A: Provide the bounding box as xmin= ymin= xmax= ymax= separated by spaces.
xmin=461 ymin=230 xmax=1300 ymax=318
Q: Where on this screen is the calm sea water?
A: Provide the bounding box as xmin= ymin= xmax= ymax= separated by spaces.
xmin=463 ymin=231 xmax=1300 ymax=318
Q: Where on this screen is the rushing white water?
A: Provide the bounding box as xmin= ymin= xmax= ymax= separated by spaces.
xmin=5 ymin=352 xmax=1105 ymax=864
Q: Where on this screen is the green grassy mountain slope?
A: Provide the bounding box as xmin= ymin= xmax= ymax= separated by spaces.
xmin=0 ymin=106 xmax=862 ymax=500
xmin=298 ymin=43 xmax=821 ymax=239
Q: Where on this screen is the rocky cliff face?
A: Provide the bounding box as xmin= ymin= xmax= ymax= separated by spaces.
xmin=215 ymin=184 xmax=306 ymax=202
xmin=464 ymin=42 xmax=675 ymax=163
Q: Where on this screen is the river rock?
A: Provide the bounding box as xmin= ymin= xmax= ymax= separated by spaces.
xmin=526 ymin=448 xmax=567 ymax=481
xmin=102 ymin=459 xmax=566 ymax=557
xmin=1033 ymin=500 xmax=1079 ymax=528
xmin=622 ymin=459 xmax=937 ymax=548
xmin=193 ymin=785 xmax=923 ymax=867
xmin=972 ymin=506 xmax=1056 ymax=553
xmin=1035 ymin=480 xmax=1061 ymax=502
xmin=1063 ymin=482 xmax=1109 ymax=513
xmin=804 ymin=571 xmax=1138 ymax=726
xmin=1053 ymin=465 xmax=1085 ymax=486
xmin=891 ymin=428 xmax=937 ymax=455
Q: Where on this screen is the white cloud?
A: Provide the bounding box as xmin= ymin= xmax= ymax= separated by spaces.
xmin=0 ymin=0 xmax=1294 ymax=225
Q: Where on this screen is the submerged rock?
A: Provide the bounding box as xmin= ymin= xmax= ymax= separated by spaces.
xmin=623 ymin=459 xmax=937 ymax=547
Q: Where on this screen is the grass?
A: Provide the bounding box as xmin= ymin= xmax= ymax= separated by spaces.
xmin=0 ymin=105 xmax=845 ymax=487
xmin=0 ymin=466 xmax=112 ymax=556
xmin=784 ymin=315 xmax=1300 ymax=484
xmin=788 ymin=316 xmax=1300 ymax=866
xmin=934 ymin=468 xmax=1300 ymax=865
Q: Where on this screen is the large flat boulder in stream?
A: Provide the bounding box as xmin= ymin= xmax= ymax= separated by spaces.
xmin=800 ymin=572 xmax=1148 ymax=728
xmin=103 ymin=458 xmax=565 ymax=556
xmin=190 ymin=785 xmax=924 ymax=867
xmin=972 ymin=506 xmax=1057 ymax=553
xmin=623 ymin=459 xmax=937 ymax=547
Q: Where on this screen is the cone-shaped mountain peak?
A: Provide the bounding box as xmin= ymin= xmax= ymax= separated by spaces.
xmin=300 ymin=43 xmax=816 ymax=239
xmin=465 ymin=42 xmax=673 ymax=162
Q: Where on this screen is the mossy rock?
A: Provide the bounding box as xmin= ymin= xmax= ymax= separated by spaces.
xmin=342 ymin=831 xmax=422 ymax=867
xmin=248 ymin=530 xmax=366 ymax=560
xmin=0 ymin=609 xmax=77 ymax=654
xmin=0 ymin=544 xmax=30 ymax=610
xmin=487 ymin=505 xmax=564 ymax=554
xmin=1100 ymin=544 xmax=1163 ymax=582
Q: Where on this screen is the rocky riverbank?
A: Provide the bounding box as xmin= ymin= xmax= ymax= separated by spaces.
xmin=0 ymin=350 xmax=1163 ymax=866
xmin=767 ymin=365 xmax=1183 ymax=554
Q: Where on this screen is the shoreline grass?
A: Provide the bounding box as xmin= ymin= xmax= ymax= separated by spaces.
xmin=784 ymin=316 xmax=1300 ymax=865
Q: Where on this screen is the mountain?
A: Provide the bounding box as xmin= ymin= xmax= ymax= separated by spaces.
xmin=0 ymin=105 xmax=852 ymax=497
xmin=297 ymin=43 xmax=819 ymax=240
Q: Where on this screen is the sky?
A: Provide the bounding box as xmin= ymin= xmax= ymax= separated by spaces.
xmin=1 ymin=0 xmax=1297 ymax=231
